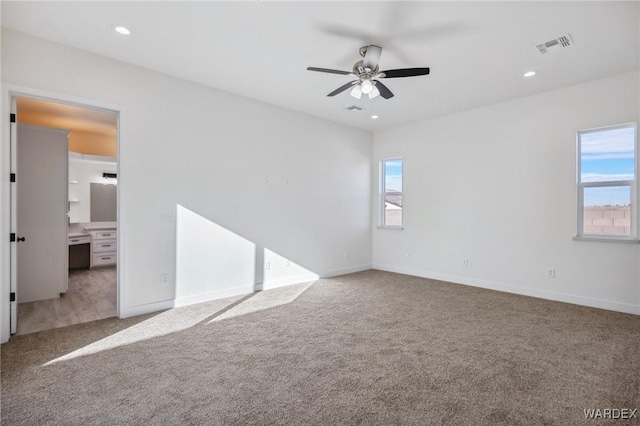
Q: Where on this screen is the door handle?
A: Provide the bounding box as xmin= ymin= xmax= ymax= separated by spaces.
xmin=17 ymin=236 xmax=25 ymax=242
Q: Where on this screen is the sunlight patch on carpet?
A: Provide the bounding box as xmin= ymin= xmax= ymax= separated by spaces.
xmin=208 ymin=281 xmax=314 ymax=323
xmin=43 ymin=295 xmax=244 ymax=366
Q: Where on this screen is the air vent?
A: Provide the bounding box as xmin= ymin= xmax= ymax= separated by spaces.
xmin=345 ymin=105 xmax=363 ymax=111
xmin=536 ymin=34 xmax=573 ymax=54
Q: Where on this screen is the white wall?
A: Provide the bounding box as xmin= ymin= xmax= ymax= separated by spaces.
xmin=68 ymin=156 xmax=117 ymax=223
xmin=1 ymin=29 xmax=372 ymax=325
xmin=372 ymin=71 xmax=640 ymax=314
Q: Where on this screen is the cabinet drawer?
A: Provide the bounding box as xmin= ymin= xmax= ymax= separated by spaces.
xmin=68 ymin=236 xmax=90 ymax=245
xmin=93 ymin=252 xmax=116 ymax=267
xmin=92 ymin=231 xmax=117 ymax=240
xmin=93 ymin=240 xmax=117 ymax=253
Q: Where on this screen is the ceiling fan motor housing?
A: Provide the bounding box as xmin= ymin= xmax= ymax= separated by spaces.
xmin=352 ymin=60 xmax=378 ymax=81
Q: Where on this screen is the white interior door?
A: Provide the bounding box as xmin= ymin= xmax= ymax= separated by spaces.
xmin=9 ymin=98 xmax=17 ymax=334
xmin=16 ymin=124 xmax=69 ymax=304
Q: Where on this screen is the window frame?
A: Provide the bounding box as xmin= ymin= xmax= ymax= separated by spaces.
xmin=576 ymin=122 xmax=638 ymax=241
xmin=379 ymin=157 xmax=404 ymax=230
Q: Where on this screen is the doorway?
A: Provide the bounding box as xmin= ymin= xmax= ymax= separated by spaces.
xmin=9 ymin=95 xmax=120 ymax=335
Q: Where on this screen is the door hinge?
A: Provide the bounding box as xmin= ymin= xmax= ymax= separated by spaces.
xmin=9 ymin=113 xmax=16 ymax=123
xmin=10 ymin=173 xmax=16 ymax=183
xmin=10 ymin=233 xmax=15 ymax=242
xmin=10 ymin=293 xmax=15 ymax=302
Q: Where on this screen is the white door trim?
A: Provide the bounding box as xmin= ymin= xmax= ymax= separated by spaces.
xmin=9 ymin=98 xmax=17 ymax=335
xmin=1 ymin=83 xmax=125 ymax=343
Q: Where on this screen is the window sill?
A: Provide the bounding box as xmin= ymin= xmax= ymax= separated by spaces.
xmin=573 ymin=236 xmax=640 ymax=244
xmin=377 ymin=226 xmax=404 ymax=231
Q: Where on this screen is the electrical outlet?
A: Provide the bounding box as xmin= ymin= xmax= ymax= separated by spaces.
xmin=462 ymin=258 xmax=469 ymax=267
xmin=547 ymin=268 xmax=556 ymax=279
xmin=265 ymin=261 xmax=271 ymax=270
xmin=160 ymin=273 xmax=169 ymax=284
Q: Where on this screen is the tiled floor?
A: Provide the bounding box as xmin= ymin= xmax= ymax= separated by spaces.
xmin=16 ymin=268 xmax=116 ymax=335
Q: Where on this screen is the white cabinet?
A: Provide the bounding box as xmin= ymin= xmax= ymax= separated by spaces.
xmin=92 ymin=252 xmax=117 ymax=267
xmin=93 ymin=230 xmax=116 ymax=240
xmin=68 ymin=235 xmax=90 ymax=245
xmin=89 ymin=229 xmax=117 ymax=268
xmin=93 ymin=240 xmax=116 ymax=252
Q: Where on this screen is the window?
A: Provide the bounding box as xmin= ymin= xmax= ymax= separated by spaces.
xmin=381 ymin=158 xmax=403 ymax=227
xmin=577 ymin=123 xmax=637 ymax=239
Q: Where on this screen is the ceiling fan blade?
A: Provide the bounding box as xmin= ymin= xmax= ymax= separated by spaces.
xmin=363 ymin=45 xmax=382 ymax=70
xmin=315 ymin=24 xmax=374 ymax=44
xmin=378 ymin=42 xmax=413 ymax=66
xmin=327 ymin=81 xmax=358 ymax=97
xmin=307 ymin=67 xmax=352 ymax=76
xmin=380 ymin=68 xmax=430 ymax=78
xmin=374 ymin=81 xmax=394 ymax=99
xmin=388 ymin=22 xmax=467 ymax=42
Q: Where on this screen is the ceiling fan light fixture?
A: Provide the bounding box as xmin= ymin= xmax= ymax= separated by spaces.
xmin=360 ymin=79 xmax=373 ymax=94
xmin=350 ymin=85 xmax=362 ymax=99
xmin=369 ymin=85 xmax=380 ymax=99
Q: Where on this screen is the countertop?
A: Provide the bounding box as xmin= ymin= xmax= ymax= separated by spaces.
xmin=82 ymin=221 xmax=117 ymax=231
xmin=69 ymin=222 xmax=117 ymax=238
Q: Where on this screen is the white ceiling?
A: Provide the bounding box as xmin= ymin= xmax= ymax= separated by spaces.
xmin=2 ymin=1 xmax=638 ymax=131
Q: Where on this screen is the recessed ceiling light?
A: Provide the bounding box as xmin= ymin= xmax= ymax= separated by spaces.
xmin=371 ymin=115 xmax=379 ymax=119
xmin=523 ymin=71 xmax=536 ymax=78
xmin=112 ymin=25 xmax=131 ymax=36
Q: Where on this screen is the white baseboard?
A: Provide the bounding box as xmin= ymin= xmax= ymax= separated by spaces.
xmin=259 ymin=264 xmax=372 ymax=291
xmin=173 ymin=285 xmax=255 ymax=308
xmin=320 ymin=264 xmax=372 ymax=279
xmin=261 ymin=273 xmax=320 ymax=291
xmin=121 ymin=285 xmax=256 ymax=317
xmin=120 ymin=299 xmax=174 ymax=318
xmin=372 ymin=264 xmax=640 ymax=316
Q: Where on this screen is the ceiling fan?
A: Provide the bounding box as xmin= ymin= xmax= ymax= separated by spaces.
xmin=307 ymin=45 xmax=430 ymax=100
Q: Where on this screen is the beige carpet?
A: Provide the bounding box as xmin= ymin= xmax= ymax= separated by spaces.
xmin=1 ymin=270 xmax=638 ymax=425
